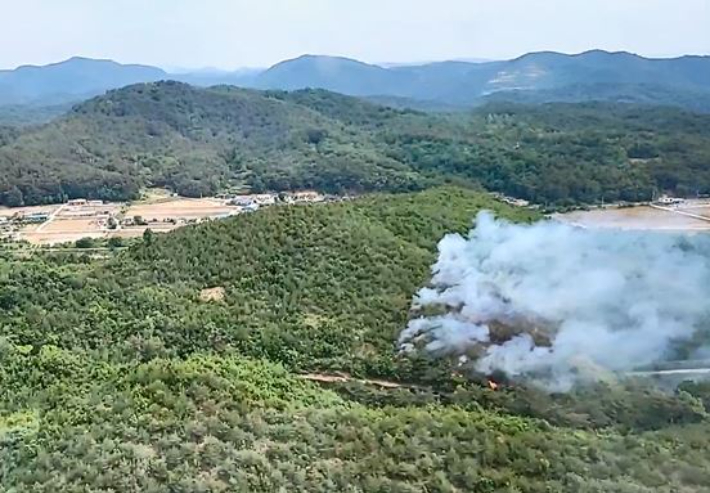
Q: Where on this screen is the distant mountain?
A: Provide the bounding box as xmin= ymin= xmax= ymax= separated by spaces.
xmin=478 ymin=50 xmax=710 ymax=93
xmin=0 ymin=57 xmax=167 ymax=105
xmin=173 ymin=67 xmax=262 ymax=87
xmin=2 ymin=51 xmax=710 ymax=117
xmin=254 ymin=55 xmax=403 ymax=95
xmin=249 ymin=50 xmax=710 ymax=110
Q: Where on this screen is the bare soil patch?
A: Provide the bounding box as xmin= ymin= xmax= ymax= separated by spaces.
xmin=557 ymin=206 xmax=710 ymax=231
xmin=299 ymin=373 xmax=404 ymax=389
xmin=199 ymin=287 xmax=226 ymax=303
xmin=126 ymin=198 xmax=237 ymax=221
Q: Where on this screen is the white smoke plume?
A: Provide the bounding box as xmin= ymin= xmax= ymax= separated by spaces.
xmin=399 ymin=211 xmax=710 ymax=389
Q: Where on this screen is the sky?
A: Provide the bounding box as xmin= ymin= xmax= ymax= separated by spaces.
xmin=1 ymin=0 xmax=709 ymax=70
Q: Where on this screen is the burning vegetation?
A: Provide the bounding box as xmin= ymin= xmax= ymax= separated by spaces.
xmin=400 ymin=211 xmax=710 ymax=390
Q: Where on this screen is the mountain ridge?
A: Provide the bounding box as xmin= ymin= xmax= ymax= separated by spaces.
xmin=2 ymin=50 xmax=710 ymax=111
xmin=0 ymin=57 xmax=167 ymax=106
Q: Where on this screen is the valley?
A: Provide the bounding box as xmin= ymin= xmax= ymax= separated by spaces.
xmin=0 ymin=189 xmax=328 ymax=245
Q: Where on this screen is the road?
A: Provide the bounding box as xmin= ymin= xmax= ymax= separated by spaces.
xmin=649 ymin=204 xmax=710 ymax=224
xmin=299 ymin=373 xmax=406 ymax=389
xmin=627 ymin=368 xmax=710 ymax=377
xmin=35 ymin=203 xmax=67 ymax=232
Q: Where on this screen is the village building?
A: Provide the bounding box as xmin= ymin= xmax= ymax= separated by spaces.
xmin=252 ymin=194 xmax=278 ymax=205
xmin=289 ymin=190 xmax=324 ymax=203
xmin=656 ymin=195 xmax=684 ymax=205
xmin=229 ymin=196 xmax=256 ymax=207
xmin=21 ymin=212 xmax=51 ymax=223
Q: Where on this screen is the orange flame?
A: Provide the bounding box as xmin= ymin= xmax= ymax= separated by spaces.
xmin=487 ymin=380 xmax=499 ymax=391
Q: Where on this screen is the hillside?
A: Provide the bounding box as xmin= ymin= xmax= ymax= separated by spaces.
xmin=0 ymin=103 xmax=73 ymax=126
xmin=1 ymin=188 xmax=710 ymax=491
xmin=482 ymin=82 xmax=710 ymax=113
xmin=0 ymin=82 xmax=422 ymax=205
xmin=2 ymin=83 xmax=710 ymax=207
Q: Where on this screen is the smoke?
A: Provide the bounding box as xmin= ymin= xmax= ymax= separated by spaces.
xmin=399 ymin=211 xmax=710 ymax=389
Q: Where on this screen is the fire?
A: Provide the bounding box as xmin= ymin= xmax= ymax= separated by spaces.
xmin=487 ymin=380 xmax=499 ymax=391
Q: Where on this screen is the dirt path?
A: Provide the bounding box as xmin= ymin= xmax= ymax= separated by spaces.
xmin=299 ymin=373 xmax=404 ymax=389
xmin=649 ymin=204 xmax=710 ymax=223
xmin=36 ymin=203 xmax=67 ymax=232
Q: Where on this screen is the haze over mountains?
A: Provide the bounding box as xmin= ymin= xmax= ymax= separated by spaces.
xmin=2 ymin=50 xmax=710 ymax=113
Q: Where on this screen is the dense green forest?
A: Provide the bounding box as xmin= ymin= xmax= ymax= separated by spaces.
xmin=2 ymin=188 xmax=710 ymax=491
xmin=0 ymin=103 xmax=71 ymax=126
xmin=1 ymin=82 xmax=710 ymax=207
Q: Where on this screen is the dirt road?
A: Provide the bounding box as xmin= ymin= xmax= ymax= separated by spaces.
xmin=299 ymin=373 xmax=404 ymax=389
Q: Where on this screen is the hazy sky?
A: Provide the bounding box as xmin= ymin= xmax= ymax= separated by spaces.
xmin=2 ymin=0 xmax=709 ymax=70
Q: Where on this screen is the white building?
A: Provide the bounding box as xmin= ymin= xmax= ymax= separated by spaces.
xmin=229 ymin=196 xmax=255 ymax=207
xmin=657 ymin=195 xmax=684 ymax=205
xmin=252 ymin=194 xmax=277 ymax=205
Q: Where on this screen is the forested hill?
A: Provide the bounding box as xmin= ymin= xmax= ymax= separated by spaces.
xmin=2 ymin=188 xmax=710 ymax=490
xmin=1 ymin=82 xmax=710 ymax=207
xmin=0 ymin=82 xmax=422 ymax=205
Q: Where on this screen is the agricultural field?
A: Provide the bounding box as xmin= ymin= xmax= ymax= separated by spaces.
xmin=23 ymin=218 xmax=107 ymax=244
xmin=124 ymin=197 xmax=237 ymax=222
xmin=556 ymin=201 xmax=710 ymax=231
xmin=2 ymin=197 xmax=240 ymax=245
xmin=1 ymin=191 xmax=323 ymax=245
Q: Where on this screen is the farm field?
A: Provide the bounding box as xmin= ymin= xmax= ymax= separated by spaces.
xmin=4 ymin=196 xmax=242 ymax=245
xmin=124 ymin=197 xmax=237 ymax=221
xmin=22 ymin=218 xmax=107 ymax=244
xmin=556 ymin=202 xmax=710 ymax=231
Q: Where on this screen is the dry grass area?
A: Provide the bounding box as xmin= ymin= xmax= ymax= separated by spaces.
xmin=125 ymin=198 xmax=237 ymax=221
xmin=57 ymin=204 xmax=122 ymax=218
xmin=22 ymin=219 xmax=107 ymax=244
xmin=40 ymin=218 xmax=100 ymax=233
xmin=557 ymin=206 xmax=710 ymax=231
